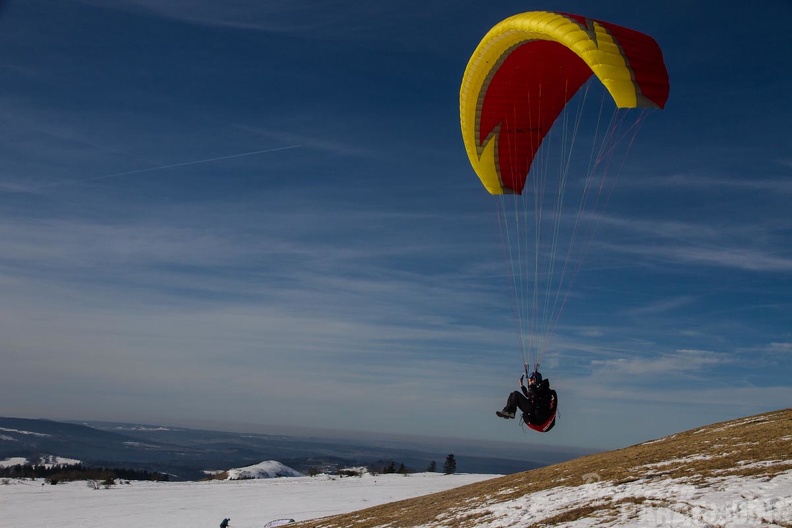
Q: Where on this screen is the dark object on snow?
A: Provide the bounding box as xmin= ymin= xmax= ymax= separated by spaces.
xmin=264 ymin=519 xmax=295 ymax=528
xmin=220 ymin=518 xmax=230 ymax=528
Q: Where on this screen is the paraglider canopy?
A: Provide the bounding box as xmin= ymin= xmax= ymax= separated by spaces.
xmin=460 ymin=11 xmax=669 ymax=195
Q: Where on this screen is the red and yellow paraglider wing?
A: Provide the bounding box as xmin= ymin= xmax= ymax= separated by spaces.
xmin=460 ymin=11 xmax=670 ymax=195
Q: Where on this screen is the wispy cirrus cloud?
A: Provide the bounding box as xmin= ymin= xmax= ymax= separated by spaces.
xmin=766 ymin=342 xmax=792 ymax=354
xmin=588 ymin=212 xmax=792 ymax=272
xmin=610 ymin=243 xmax=792 ymax=272
xmin=74 ymin=0 xmax=442 ymax=42
xmin=235 ymin=124 xmax=389 ymax=161
xmin=624 ymin=172 xmax=792 ymax=193
xmin=590 ymin=349 xmax=733 ymax=378
xmin=77 ymin=0 xmax=357 ymax=34
xmin=619 ymin=296 xmax=698 ymax=316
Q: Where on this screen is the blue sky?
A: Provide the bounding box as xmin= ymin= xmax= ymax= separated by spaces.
xmin=0 ymin=0 xmax=789 ymax=452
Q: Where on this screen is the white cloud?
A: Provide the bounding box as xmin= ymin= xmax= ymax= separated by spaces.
xmin=620 ymin=296 xmax=697 ymax=316
xmin=590 ymin=349 xmax=732 ymax=377
xmin=591 ymin=213 xmax=792 ymax=272
xmin=621 ymin=171 xmax=792 ymax=194
xmin=74 ymin=0 xmax=437 ymax=42
xmin=645 ymin=246 xmax=792 ymax=272
xmin=767 ymin=342 xmax=792 ymax=354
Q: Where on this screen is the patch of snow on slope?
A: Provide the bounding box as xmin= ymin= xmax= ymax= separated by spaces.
xmin=0 ymin=427 xmax=49 ymax=437
xmin=641 ymin=454 xmax=713 ymax=468
xmin=0 ymin=457 xmax=28 ymax=468
xmin=38 ymin=456 xmax=81 ymax=467
xmin=696 ymin=416 xmax=772 ymax=434
xmin=1 ymin=456 xmax=81 ymax=468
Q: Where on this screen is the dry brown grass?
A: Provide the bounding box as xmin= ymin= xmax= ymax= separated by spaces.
xmin=293 ymin=408 xmax=792 ymax=528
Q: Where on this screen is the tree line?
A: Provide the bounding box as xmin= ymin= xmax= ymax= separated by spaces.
xmin=368 ymin=454 xmax=457 ymax=475
xmin=0 ymin=463 xmax=170 ymax=484
xmin=2 ymin=454 xmax=459 ymax=483
xmin=306 ymin=454 xmax=458 ymax=477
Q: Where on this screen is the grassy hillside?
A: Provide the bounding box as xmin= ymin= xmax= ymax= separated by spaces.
xmin=294 ymin=408 xmax=792 ymax=528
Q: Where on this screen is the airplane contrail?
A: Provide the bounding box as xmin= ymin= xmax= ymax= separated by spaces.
xmin=40 ymin=144 xmax=303 ymax=188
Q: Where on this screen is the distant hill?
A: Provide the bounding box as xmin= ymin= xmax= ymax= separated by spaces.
xmin=221 ymin=460 xmax=304 ymax=480
xmin=0 ymin=417 xmax=186 ymax=463
xmin=293 ymin=408 xmax=792 ymax=528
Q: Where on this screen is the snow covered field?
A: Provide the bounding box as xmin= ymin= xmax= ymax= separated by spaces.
xmin=0 ymin=471 xmax=498 ymax=528
xmin=5 ymin=469 xmax=791 ymax=528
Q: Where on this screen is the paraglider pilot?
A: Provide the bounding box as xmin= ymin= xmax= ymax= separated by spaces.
xmin=496 ymin=371 xmax=542 ymax=420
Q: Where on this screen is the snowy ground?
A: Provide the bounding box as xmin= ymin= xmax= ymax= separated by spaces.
xmin=0 ymin=472 xmax=498 ymax=528
xmin=4 ymin=460 xmax=791 ymax=528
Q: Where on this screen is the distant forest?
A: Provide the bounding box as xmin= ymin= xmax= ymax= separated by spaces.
xmin=0 ymin=463 xmax=169 ymax=483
